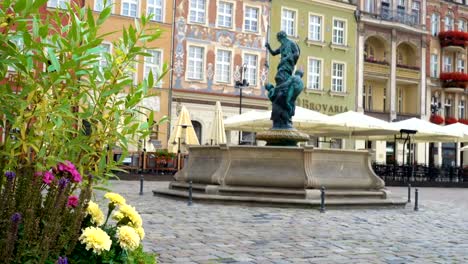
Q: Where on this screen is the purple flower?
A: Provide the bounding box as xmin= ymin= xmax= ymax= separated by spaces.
xmin=10 ymin=212 xmax=21 ymax=223
xmin=67 ymin=195 xmax=79 ymax=208
xmin=58 ymin=178 xmax=69 ymax=189
xmin=43 ymin=171 xmax=55 ymax=185
xmin=56 ymin=256 xmax=68 ymax=264
xmin=5 ymin=171 xmax=15 ymax=181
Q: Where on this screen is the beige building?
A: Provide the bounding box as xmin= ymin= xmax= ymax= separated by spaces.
xmin=355 ymin=0 xmax=428 ymax=165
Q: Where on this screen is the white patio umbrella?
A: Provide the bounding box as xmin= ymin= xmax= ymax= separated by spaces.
xmin=374 ymin=118 xmax=463 ymax=142
xmin=223 ymin=106 xmax=344 ymax=133
xmin=208 ymin=101 xmax=227 ymax=145
xmin=312 ymin=111 xmax=399 ymax=138
xmin=441 ymin=123 xmax=468 ymax=142
xmin=167 ymin=106 xmax=200 ymax=153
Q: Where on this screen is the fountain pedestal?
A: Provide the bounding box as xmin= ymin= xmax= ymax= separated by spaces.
xmin=153 ymin=145 xmax=406 ymax=207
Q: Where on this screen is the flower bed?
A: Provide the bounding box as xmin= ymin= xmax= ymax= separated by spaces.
xmin=438 ymin=31 xmax=468 ymax=47
xmin=365 ymin=57 xmax=389 ymax=65
xmin=459 ymin=118 xmax=468 ymax=125
xmin=439 ymin=72 xmax=468 ymax=88
xmin=445 ymin=116 xmax=458 ymax=125
xmin=396 ymin=64 xmax=420 ymax=70
xmin=430 ymin=114 xmax=444 ymax=124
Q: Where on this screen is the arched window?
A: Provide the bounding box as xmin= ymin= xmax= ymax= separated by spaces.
xmin=431 ymin=13 xmax=440 ymax=36
xmin=445 ymin=13 xmax=454 ymax=31
xmin=191 ymin=120 xmax=202 ymax=144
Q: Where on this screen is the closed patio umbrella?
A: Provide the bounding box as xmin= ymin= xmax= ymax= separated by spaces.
xmin=167 ymin=105 xmax=199 ymax=153
xmin=209 ymin=101 xmax=227 ymax=145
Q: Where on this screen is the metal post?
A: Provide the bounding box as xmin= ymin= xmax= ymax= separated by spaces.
xmin=407 ymin=184 xmax=411 ymax=203
xmin=320 ymin=186 xmax=325 ymax=213
xmin=414 ymin=188 xmax=419 ymax=211
xmin=238 ymin=87 xmax=242 ymax=145
xmin=139 ymin=174 xmax=144 ymax=195
xmin=188 ymin=180 xmax=193 ymax=206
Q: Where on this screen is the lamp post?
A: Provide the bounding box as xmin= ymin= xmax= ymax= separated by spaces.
xmin=172 ymin=124 xmax=188 ymax=171
xmin=235 ymin=63 xmax=249 ymax=145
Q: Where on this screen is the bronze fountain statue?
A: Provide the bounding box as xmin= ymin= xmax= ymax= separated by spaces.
xmin=257 ymin=31 xmax=309 ymax=146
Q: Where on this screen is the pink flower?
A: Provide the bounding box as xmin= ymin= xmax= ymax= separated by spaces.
xmin=67 ymin=195 xmax=79 ymax=208
xmin=70 ymin=169 xmax=82 ymax=183
xmin=43 ymin=171 xmax=55 ymax=185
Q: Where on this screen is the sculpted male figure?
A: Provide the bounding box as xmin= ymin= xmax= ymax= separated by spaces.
xmin=265 ymin=31 xmax=303 ymax=129
xmin=265 ymin=70 xmax=304 ymax=129
xmin=265 ymin=31 xmax=301 ymax=86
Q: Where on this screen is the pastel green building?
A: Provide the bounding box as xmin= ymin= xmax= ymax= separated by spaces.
xmin=268 ymin=0 xmax=357 ymax=116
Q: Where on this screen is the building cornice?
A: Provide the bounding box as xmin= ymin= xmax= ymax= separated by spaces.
xmin=296 ymin=0 xmax=357 ymax=12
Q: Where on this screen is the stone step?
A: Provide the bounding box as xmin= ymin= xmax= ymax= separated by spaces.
xmin=153 ymin=188 xmax=407 ymax=208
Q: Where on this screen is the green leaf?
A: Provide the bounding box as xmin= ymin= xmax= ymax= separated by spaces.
xmin=97 ymin=6 xmax=112 ymax=25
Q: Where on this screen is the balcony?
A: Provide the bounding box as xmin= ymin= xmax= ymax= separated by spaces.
xmin=439 ymin=72 xmax=468 ymax=93
xmin=360 ymin=8 xmax=423 ymax=33
xmin=396 ymin=65 xmax=420 ymax=81
xmin=438 ymin=31 xmax=468 ymax=51
xmin=364 ymin=59 xmax=390 ymax=77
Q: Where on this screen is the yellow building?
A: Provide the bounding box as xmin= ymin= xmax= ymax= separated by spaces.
xmin=83 ymin=0 xmax=173 ymax=150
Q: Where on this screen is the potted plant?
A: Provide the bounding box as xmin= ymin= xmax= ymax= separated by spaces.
xmin=430 ymin=114 xmax=445 ymax=124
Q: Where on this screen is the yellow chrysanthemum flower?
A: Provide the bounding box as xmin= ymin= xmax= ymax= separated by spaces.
xmin=79 ymin=227 xmax=112 ymax=255
xmin=117 ymin=225 xmax=141 ymax=251
xmin=104 ymin=192 xmax=126 ymax=206
xmin=86 ymin=201 xmax=105 ymax=226
xmin=135 ymin=226 xmax=145 ymax=240
xmin=113 ymin=204 xmax=143 ymax=227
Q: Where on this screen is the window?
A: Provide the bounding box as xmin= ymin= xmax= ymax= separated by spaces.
xmin=443 ymin=55 xmax=453 ymax=72
xmin=98 ymin=43 xmax=111 ymax=75
xmin=144 ymin=49 xmax=162 ymax=87
xmin=47 ymin=0 xmax=68 ymax=8
xmin=94 ymin=0 xmax=112 ymax=12
xmin=308 ymin=15 xmax=322 ymax=41
xmin=331 ymin=62 xmax=345 ymax=92
xmin=307 ymin=58 xmax=321 ymax=90
xmin=244 ymin=6 xmax=259 ymax=32
xmin=147 ymin=0 xmax=163 ymax=22
xmin=398 ymin=88 xmax=403 ymax=113
xmin=364 ymin=0 xmax=375 ymax=13
xmin=189 ymin=0 xmax=206 ymax=24
xmin=281 ymin=8 xmax=296 ymax=37
xmin=7 ymin=35 xmax=24 ymax=72
xmin=381 ymin=0 xmax=391 ymax=19
xmin=459 ymin=19 xmax=466 ymax=31
xmin=459 ymin=100 xmax=465 ymax=119
xmin=215 ymin=49 xmax=231 ymax=83
xmin=383 ymin=88 xmax=387 ymax=112
xmin=187 ymin=46 xmax=204 ymax=80
xmin=411 ymin=1 xmax=420 ymax=24
xmin=431 ymin=13 xmax=440 ymax=36
xmin=332 ymin=19 xmax=346 ymax=45
xmin=244 ymin=54 xmax=258 ymax=86
xmin=217 ymin=2 xmax=233 ymax=28
xmin=368 ymin=86 xmax=373 ymax=110
xmin=121 ymin=0 xmax=138 ymax=17
xmin=363 ymin=85 xmax=367 ymax=110
xmin=430 ymin=54 xmax=439 ymax=77
xmin=397 ymin=0 xmax=405 ymax=22
xmin=445 ymin=15 xmax=454 ymax=31
xmin=457 ymin=58 xmax=465 ymax=73
xmin=445 ymin=98 xmax=452 ymax=118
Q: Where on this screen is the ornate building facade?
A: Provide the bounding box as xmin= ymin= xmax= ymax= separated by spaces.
xmin=170 ymin=0 xmax=270 ymax=146
xmin=426 ymin=0 xmax=468 ymax=166
xmin=355 ymin=0 xmax=428 ymax=164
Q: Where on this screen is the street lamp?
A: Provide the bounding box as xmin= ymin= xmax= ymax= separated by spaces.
xmin=235 ymin=63 xmax=249 ymax=145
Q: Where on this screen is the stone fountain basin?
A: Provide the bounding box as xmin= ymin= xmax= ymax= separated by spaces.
xmin=153 ymin=145 xmax=407 ymax=207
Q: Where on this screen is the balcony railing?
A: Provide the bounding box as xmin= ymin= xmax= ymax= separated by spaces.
xmin=363 ymin=7 xmax=421 ymax=28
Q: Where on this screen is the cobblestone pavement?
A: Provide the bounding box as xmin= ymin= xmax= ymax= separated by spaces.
xmin=102 ymin=181 xmax=468 ymax=264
